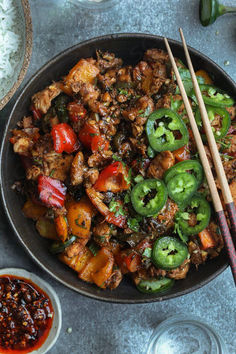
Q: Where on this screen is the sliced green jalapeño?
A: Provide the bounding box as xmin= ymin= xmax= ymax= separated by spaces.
xmin=131 ymin=179 xmax=167 ymax=217
xmin=195 ymin=105 xmax=231 ymax=140
xmin=164 ymin=160 xmax=203 ymax=189
xmin=136 ymin=277 xmax=174 ymax=294
xmin=146 ymin=108 xmax=189 ymax=152
xmin=191 ymin=84 xmax=234 ymax=107
xmin=152 ymin=236 xmax=189 ymax=270
xmin=176 ymin=195 xmax=211 ymax=236
xmin=167 ymin=172 xmax=198 ymax=207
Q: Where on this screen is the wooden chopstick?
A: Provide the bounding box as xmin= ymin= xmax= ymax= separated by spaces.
xmin=164 ymin=36 xmax=236 ymax=285
xmin=179 ymin=28 xmax=236 ymax=240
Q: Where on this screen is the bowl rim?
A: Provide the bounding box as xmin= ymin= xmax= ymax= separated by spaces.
xmin=0 ymin=32 xmax=231 ymax=303
xmin=0 ymin=0 xmax=33 ymax=111
xmin=0 ymin=267 xmax=62 ymax=353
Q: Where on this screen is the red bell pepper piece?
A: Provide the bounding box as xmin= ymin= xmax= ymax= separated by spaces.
xmin=78 ymin=122 xmax=99 ymax=149
xmin=173 ymin=145 xmax=190 ymax=162
xmin=67 ymin=102 xmax=87 ymax=123
xmin=105 ymin=212 xmax=127 ymax=228
xmin=124 ymin=252 xmax=141 ymax=272
xmin=94 ymin=162 xmax=130 ymax=193
xmin=115 ymin=250 xmax=141 ymax=273
xmin=51 ymin=123 xmax=79 ymax=154
xmin=30 ymin=105 xmax=42 ymax=120
xmin=198 ymin=228 xmax=216 ymax=250
xmin=91 ymin=135 xmax=109 ymax=153
xmin=38 ymin=175 xmax=67 ymax=208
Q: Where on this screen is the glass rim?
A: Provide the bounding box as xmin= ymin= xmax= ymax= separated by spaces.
xmin=146 ymin=314 xmax=229 ymax=354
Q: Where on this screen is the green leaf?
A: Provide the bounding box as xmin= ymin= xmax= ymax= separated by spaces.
xmin=112 ymin=154 xmax=122 ymax=162
xmin=134 ymin=175 xmax=144 ymax=183
xmin=170 ymin=97 xmax=183 ymax=112
xmin=142 ymin=247 xmax=152 ymax=258
xmin=124 ymin=192 xmax=131 ymax=204
xmin=127 ymin=218 xmax=140 ymax=232
xmin=174 ymin=222 xmax=188 ymax=243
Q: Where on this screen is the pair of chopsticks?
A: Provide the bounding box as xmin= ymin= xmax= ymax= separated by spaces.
xmin=164 ymin=28 xmax=236 ymax=285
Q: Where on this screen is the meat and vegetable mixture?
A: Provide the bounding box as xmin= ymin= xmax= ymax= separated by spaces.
xmin=11 ymin=49 xmax=236 ymax=294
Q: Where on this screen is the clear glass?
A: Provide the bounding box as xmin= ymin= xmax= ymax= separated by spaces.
xmin=146 ymin=315 xmax=229 ymax=354
xmin=69 ymin=0 xmax=119 ymax=10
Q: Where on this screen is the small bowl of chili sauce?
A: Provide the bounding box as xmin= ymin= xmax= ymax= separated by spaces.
xmin=0 ymin=268 xmax=62 ymax=354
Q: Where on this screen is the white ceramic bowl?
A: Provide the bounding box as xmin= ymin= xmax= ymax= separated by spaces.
xmin=0 ymin=268 xmax=62 ymax=354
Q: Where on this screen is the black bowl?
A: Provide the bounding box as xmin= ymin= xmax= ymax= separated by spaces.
xmin=1 ymin=33 xmax=233 ymax=303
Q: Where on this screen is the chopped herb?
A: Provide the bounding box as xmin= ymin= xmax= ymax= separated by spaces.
xmin=75 ymin=216 xmax=87 ymax=228
xmin=124 ymin=192 xmax=131 ymax=204
xmin=88 ymin=242 xmax=100 ymax=256
xmin=89 ymin=133 xmax=99 ymax=137
xmin=139 ymin=105 xmax=151 ymax=118
xmin=134 ymin=174 xmax=144 ymax=183
xmin=174 ymin=222 xmax=188 ymax=243
xmin=112 ymin=154 xmax=122 ymax=162
xmin=109 ymin=199 xmax=126 ymax=217
xmin=118 ymin=88 xmax=129 ymax=96
xmin=49 ymin=169 xmax=55 ymax=177
xmin=147 ymin=146 xmax=155 ymax=158
xmin=170 ymin=97 xmax=183 ymax=112
xmin=179 ymin=212 xmax=190 ymax=220
xmin=142 ymin=247 xmax=152 ymax=258
xmin=127 ymin=218 xmax=140 ymax=232
xmin=124 ymin=168 xmax=132 ymax=185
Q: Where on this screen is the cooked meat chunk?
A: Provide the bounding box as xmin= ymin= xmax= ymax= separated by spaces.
xmin=84 ymin=168 xmax=99 ymax=188
xmin=148 ymin=266 xmax=167 ymax=278
xmin=222 ymin=159 xmax=236 ymax=182
xmin=93 ymin=222 xmax=111 ymax=246
xmin=106 ymin=267 xmax=123 ymax=289
xmin=167 ymin=259 xmax=190 ymax=280
xmin=79 ymin=82 xmax=100 ymax=102
xmin=156 ymin=199 xmax=179 ymax=230
xmin=22 ymin=116 xmax=33 ymax=129
xmin=65 ymin=240 xmax=88 ymax=258
xmin=188 ymin=240 xmax=208 ymax=266
xmin=144 ymin=48 xmax=170 ymax=63
xmin=70 ymin=151 xmax=85 ymax=185
xmin=97 ymin=69 xmax=117 ymax=89
xmin=96 ymin=51 xmax=122 ymax=73
xmin=188 ymin=214 xmax=197 ymax=227
xmin=13 ymin=137 xmax=33 ymax=155
xmin=222 ymin=134 xmax=236 ymax=155
xmin=32 ymin=82 xmax=61 ymax=114
xmin=148 ymin=151 xmax=175 ymax=179
xmin=44 ymin=153 xmax=73 ymax=181
xmin=229 ymin=180 xmax=236 ymax=205
xmin=66 ymin=58 xmax=99 ymax=92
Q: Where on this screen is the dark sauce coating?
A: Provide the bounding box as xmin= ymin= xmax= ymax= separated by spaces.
xmin=0 ymin=275 xmax=53 ymax=353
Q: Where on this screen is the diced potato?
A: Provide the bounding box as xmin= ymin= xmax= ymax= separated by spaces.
xmin=79 ymin=247 xmax=114 ymax=288
xmin=59 ymin=247 xmax=92 ymax=273
xmin=22 ymin=199 xmax=47 ymax=220
xmin=55 ymin=215 xmax=68 ymax=242
xmin=67 ymin=197 xmax=94 ymax=239
xmin=36 ymin=217 xmax=58 ymax=240
xmin=66 ymin=59 xmax=99 ymax=85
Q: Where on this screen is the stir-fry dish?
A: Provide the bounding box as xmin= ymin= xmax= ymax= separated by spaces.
xmin=11 ymin=49 xmax=236 ymax=294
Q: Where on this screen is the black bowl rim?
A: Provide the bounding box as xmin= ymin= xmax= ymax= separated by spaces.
xmin=0 ymin=32 xmax=231 ymax=304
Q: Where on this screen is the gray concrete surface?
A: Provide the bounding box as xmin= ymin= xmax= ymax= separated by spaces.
xmin=0 ymin=0 xmax=235 ymax=353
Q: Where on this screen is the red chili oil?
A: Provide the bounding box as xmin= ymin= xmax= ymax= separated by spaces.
xmin=0 ymin=275 xmax=54 ymax=353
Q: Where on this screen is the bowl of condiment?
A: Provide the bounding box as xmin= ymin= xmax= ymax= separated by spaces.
xmin=0 ymin=268 xmax=61 ymax=353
